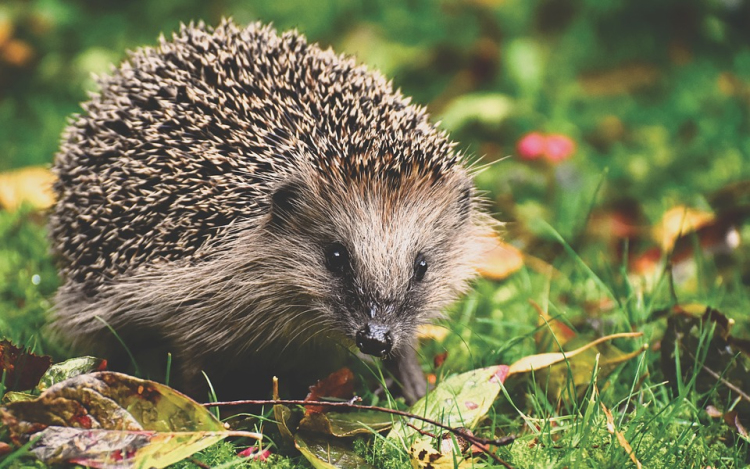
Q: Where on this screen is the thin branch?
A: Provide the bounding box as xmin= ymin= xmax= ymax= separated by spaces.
xmin=204 ymin=397 xmax=515 ymax=466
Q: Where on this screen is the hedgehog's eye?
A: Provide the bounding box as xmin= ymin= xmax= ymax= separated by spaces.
xmin=325 ymin=242 xmax=350 ymax=275
xmin=414 ymin=253 xmax=428 ymax=281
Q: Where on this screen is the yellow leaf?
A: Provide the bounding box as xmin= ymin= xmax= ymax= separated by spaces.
xmin=507 ymin=332 xmax=643 ymax=375
xmin=476 ymin=234 xmax=524 ymax=280
xmin=653 ymin=206 xmax=714 ymax=251
xmin=417 ymin=324 xmax=450 ymax=342
xmin=0 ymin=166 xmax=55 ymax=211
xmin=408 ymin=438 xmax=473 ymax=469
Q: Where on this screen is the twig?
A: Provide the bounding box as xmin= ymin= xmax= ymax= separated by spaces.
xmin=406 ymin=422 xmax=437 ymax=438
xmin=204 ymin=397 xmax=515 ymax=465
xmin=692 ymin=354 xmax=750 ymax=403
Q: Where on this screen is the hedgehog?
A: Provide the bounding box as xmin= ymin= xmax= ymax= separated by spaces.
xmin=49 ymin=19 xmax=492 ymax=403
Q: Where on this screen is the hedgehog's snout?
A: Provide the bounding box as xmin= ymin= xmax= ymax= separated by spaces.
xmin=355 ymin=323 xmax=392 ymax=357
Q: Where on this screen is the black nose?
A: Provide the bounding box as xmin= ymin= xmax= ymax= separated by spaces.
xmin=356 ymin=323 xmax=392 ymax=357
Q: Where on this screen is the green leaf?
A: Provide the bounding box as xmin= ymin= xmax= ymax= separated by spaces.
xmin=295 ymin=432 xmax=376 ymax=469
xmin=387 ymin=365 xmax=508 ymax=441
xmin=1 ymin=391 xmax=36 ymax=403
xmin=299 ymin=411 xmax=392 ymax=437
xmin=36 ymin=356 xmax=106 ymax=392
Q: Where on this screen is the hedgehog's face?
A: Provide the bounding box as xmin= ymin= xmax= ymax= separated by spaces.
xmin=266 ymin=169 xmax=482 ymax=359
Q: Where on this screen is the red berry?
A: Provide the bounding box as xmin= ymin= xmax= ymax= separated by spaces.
xmin=516 ymin=132 xmax=546 ymax=160
xmin=544 ymin=134 xmax=576 ymax=162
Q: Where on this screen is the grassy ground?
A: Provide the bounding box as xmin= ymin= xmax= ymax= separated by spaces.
xmin=2 ymin=0 xmax=750 ymax=467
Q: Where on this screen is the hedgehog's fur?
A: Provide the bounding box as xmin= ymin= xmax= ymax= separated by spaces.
xmin=49 ymin=20 xmax=492 ymax=402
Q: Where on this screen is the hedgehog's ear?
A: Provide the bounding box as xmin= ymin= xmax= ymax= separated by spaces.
xmin=269 ymin=181 xmax=302 ymax=226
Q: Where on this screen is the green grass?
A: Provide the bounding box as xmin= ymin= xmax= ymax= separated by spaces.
xmin=0 ymin=208 xmax=59 ymax=356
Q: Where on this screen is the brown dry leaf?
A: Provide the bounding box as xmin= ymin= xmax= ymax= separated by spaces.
xmin=476 ymin=234 xmax=524 ymax=280
xmin=0 ymin=339 xmax=52 ymax=392
xmin=303 ymin=368 xmax=355 ymax=415
xmin=578 ymin=63 xmax=660 ymax=96
xmin=600 ymin=389 xmax=642 ymax=468
xmin=653 ymin=206 xmax=714 ymax=251
xmin=661 ymin=305 xmax=750 ymax=419
xmin=705 ymin=406 xmax=750 ymax=443
xmin=0 ymin=166 xmax=55 ymax=211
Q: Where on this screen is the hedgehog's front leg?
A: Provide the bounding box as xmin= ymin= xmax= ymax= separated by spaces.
xmin=386 ymin=343 xmax=427 ymax=405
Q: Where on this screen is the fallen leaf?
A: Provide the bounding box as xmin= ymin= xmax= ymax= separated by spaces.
xmin=476 ymin=234 xmax=524 ymax=281
xmin=36 ymin=357 xmax=107 ymax=392
xmin=273 ymin=403 xmax=296 ymax=446
xmin=32 ymin=427 xmax=258 ymax=469
xmin=0 ymin=339 xmax=52 ymax=392
xmin=653 ymin=206 xmax=714 ymax=251
xmin=299 ymin=411 xmax=392 ymax=437
xmin=512 ymin=333 xmax=647 ymax=400
xmin=704 ymin=406 xmax=750 ymax=443
xmin=507 ymin=332 xmax=643 ymax=375
xmin=295 ymin=432 xmax=376 ymax=469
xmin=388 ymin=365 xmax=508 ymax=441
xmin=0 ymin=372 xmax=260 ymax=468
xmin=417 ymin=324 xmax=450 ymax=342
xmin=408 ymin=437 xmax=475 ymax=469
xmin=304 ymin=368 xmax=355 ymax=415
xmin=1 ymin=392 xmax=36 ymax=403
xmin=661 ymin=305 xmax=750 ymax=419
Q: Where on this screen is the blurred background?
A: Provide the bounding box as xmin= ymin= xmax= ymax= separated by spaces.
xmin=2 ymin=0 xmax=750 ymax=230
xmin=1 ymin=0 xmax=750 ymax=352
